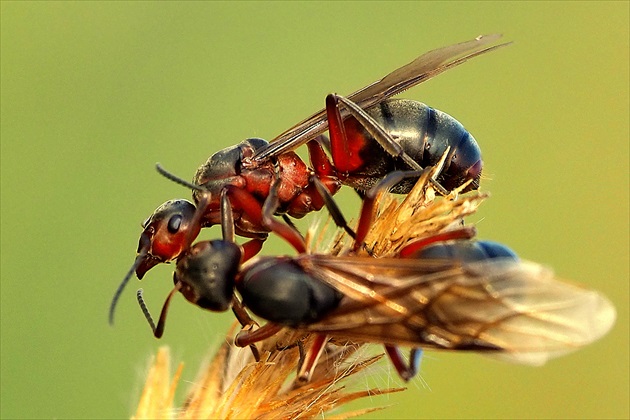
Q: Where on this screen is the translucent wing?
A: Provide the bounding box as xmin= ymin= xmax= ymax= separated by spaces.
xmin=253 ymin=34 xmax=509 ymax=162
xmin=298 ymin=255 xmax=616 ymax=365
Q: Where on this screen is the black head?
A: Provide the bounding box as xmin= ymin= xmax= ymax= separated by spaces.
xmin=175 ymin=240 xmax=243 ymax=312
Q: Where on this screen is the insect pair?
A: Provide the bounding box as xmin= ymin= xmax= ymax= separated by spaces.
xmin=109 ymin=34 xmax=508 ymax=321
xmin=108 ymin=35 xmax=506 ymax=292
xmin=110 ymin=34 xmax=615 ymax=382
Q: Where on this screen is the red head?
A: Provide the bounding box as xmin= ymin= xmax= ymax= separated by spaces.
xmin=109 ymin=199 xmax=200 ymax=326
xmin=135 ymin=199 xmax=200 ymax=278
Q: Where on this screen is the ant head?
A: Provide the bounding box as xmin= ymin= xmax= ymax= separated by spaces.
xmin=109 ymin=198 xmax=200 ymax=326
xmin=136 ymin=199 xmax=200 ymax=279
xmin=174 ymin=240 xmax=243 ymax=312
xmin=110 ymin=165 xmax=209 ymax=327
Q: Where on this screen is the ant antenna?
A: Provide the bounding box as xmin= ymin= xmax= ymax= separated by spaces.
xmin=156 ymin=162 xmax=210 ymax=249
xmin=138 ymin=282 xmax=182 ymax=338
xmin=136 ymin=289 xmax=157 ymax=333
xmin=109 ymin=250 xmax=147 ymax=325
xmin=156 ymin=163 xmax=205 ymax=192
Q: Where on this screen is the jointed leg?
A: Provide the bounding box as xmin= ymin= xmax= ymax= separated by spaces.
xmin=230 ymin=296 xmax=261 ymax=361
xmin=296 ymin=334 xmax=329 ymax=383
xmin=222 ymin=185 xmax=307 ymax=254
xmin=384 ymin=345 xmax=423 ymax=381
xmin=234 ymin=322 xmax=283 ymax=348
xmin=398 ymin=226 xmax=477 ymax=258
xmin=353 ymin=170 xmax=424 ymax=251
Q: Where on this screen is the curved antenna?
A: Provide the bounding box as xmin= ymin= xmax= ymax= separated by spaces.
xmin=136 ymin=289 xmax=157 ymax=333
xmin=136 ymin=283 xmax=182 ymax=338
xmin=156 ymin=163 xmax=205 ymax=192
xmin=109 ymin=250 xmax=147 ymax=326
xmin=156 ymin=161 xmax=208 ymax=250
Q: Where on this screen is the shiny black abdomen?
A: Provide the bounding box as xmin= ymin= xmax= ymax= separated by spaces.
xmin=345 ymin=99 xmax=482 ymax=193
xmin=238 ymin=257 xmax=341 ymax=327
xmin=415 ymin=240 xmax=518 ymax=262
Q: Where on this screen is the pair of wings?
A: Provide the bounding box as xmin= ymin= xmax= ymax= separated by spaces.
xmin=253 ymin=34 xmax=508 ymax=162
xmin=295 ymin=254 xmax=615 ymax=366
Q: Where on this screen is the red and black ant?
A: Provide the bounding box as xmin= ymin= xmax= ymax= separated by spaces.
xmin=133 ymin=169 xmax=616 ymax=382
xmin=109 ymin=35 xmax=510 ymax=325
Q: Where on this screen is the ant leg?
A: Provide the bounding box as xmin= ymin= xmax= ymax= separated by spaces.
xmin=296 ymin=334 xmax=328 ymax=383
xmin=234 ymin=322 xmax=283 ymax=347
xmin=220 ymin=189 xmax=236 ymax=242
xmin=325 ymin=94 xmax=357 ymax=173
xmin=326 ymin=94 xmax=449 ymax=196
xmin=353 ymin=170 xmax=424 ymax=251
xmin=297 ymin=340 xmax=306 ymax=371
xmin=223 ymin=185 xmax=307 ymax=254
xmin=352 ymin=168 xmax=477 ymax=253
xmin=307 ymin=137 xmax=337 ymax=179
xmin=222 ymin=190 xmax=266 ymax=261
xmin=410 ymin=348 xmax=423 ymax=375
xmin=294 ymin=139 xmax=355 ymax=238
xmin=230 ymin=296 xmax=261 ymax=361
xmin=282 ymin=214 xmax=299 ymax=232
xmin=384 ymin=345 xmax=422 ymax=382
xmin=311 ymin=176 xmax=356 ymax=240
xmin=398 ymin=226 xmax=477 ymax=258
xmin=260 ymin=180 xmax=308 ymax=253
xmin=353 ymin=150 xmax=458 ymax=250
xmin=231 ymin=296 xmax=257 ymax=329
xmin=241 ymin=238 xmax=265 ymax=262
xmin=327 ymin=94 xmax=414 ymax=170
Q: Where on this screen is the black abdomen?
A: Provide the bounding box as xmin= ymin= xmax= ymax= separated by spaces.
xmin=414 ymin=240 xmax=518 ymax=262
xmin=344 ymin=99 xmax=482 ymax=193
xmin=238 ymin=257 xmax=341 ymax=327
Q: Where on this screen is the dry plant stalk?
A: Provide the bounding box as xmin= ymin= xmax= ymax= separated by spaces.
xmin=317 ymin=161 xmax=487 ymax=257
xmin=133 ymin=167 xmax=479 ymax=419
xmin=133 ymin=329 xmax=404 ymax=419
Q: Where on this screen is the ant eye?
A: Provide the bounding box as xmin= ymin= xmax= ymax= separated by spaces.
xmin=167 ymin=215 xmax=183 ymax=234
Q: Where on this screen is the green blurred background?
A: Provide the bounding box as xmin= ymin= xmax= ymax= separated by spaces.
xmin=1 ymin=2 xmax=628 ymax=419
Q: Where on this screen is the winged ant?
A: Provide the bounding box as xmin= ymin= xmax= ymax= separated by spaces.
xmin=114 ymin=34 xmax=511 ymax=305
xmin=131 ymin=164 xmax=616 ymax=382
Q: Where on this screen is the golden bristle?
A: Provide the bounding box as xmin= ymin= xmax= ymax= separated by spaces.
xmin=364 ymin=170 xmax=487 ymax=256
xmin=133 ymin=328 xmax=405 ymax=419
xmin=133 ymin=348 xmax=183 ymax=420
xmin=311 ymin=164 xmax=487 ymax=257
